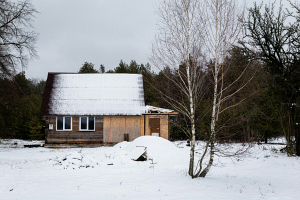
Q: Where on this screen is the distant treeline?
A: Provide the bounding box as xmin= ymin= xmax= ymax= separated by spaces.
xmin=0 ymin=73 xmax=45 ymax=140
xmin=74 ymin=51 xmax=285 ymax=144
xmin=0 ymin=45 xmax=296 ymax=145
xmin=1 ymin=1 xmax=300 ymax=155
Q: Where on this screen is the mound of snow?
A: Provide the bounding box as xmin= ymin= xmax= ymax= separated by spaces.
xmin=113 ymin=141 xmax=129 ymax=149
xmin=52 ymin=151 xmax=98 ymax=170
xmin=122 ymin=136 xmax=181 ymax=162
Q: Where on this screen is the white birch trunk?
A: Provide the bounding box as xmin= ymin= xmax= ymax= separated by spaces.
xmin=199 ymin=0 xmax=220 ymax=177
xmin=152 ymin=0 xmax=245 ymax=179
xmin=188 ymin=78 xmax=196 ymax=176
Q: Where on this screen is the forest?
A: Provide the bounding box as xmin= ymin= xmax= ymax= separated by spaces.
xmin=0 ymin=0 xmax=300 ymax=159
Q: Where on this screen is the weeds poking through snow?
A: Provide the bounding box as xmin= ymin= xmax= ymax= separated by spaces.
xmin=149 ymin=158 xmax=157 ymax=169
xmin=52 ymin=152 xmax=97 ymax=169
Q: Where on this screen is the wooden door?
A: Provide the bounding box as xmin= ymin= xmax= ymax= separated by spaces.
xmin=150 ymin=118 xmax=160 ymax=136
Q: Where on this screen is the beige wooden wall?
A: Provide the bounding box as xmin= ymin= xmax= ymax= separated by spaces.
xmin=45 ymin=115 xmax=171 ymax=144
xmin=141 ymin=115 xmax=170 ymax=140
xmin=103 ymin=116 xmax=141 ymax=143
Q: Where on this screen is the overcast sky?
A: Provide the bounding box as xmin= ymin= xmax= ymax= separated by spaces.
xmin=25 ymin=0 xmax=288 ymax=80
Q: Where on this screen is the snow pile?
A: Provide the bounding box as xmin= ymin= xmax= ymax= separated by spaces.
xmin=145 ymin=105 xmax=175 ymax=113
xmin=0 ymin=139 xmax=44 ymax=148
xmin=121 ymin=136 xmax=182 ymax=162
xmin=113 ymin=141 xmax=129 ymax=149
xmin=52 ymin=151 xmax=98 ymax=170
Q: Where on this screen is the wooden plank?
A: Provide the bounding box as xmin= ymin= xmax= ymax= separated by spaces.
xmin=47 ymin=135 xmax=103 ymax=140
xmin=49 ymin=130 xmax=103 ymax=134
xmin=47 ymin=137 xmax=102 ymax=141
xmin=48 ymin=133 xmax=103 ymax=137
xmin=48 ymin=133 xmax=102 ymax=136
xmin=46 ymin=116 xmax=105 ymax=143
xmin=47 ymin=138 xmax=103 ymax=144
xmin=47 ymin=132 xmax=103 ymax=136
xmin=48 ymin=137 xmax=103 ymax=141
xmin=48 ymin=136 xmax=103 ymax=140
xmin=47 ymin=131 xmax=103 ymax=134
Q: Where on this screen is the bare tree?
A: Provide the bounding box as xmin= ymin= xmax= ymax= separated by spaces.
xmin=0 ymin=0 xmax=38 ymax=74
xmin=195 ymin=0 xmax=255 ymax=178
xmin=242 ymin=1 xmax=300 ymax=156
xmin=152 ymin=0 xmax=254 ymax=178
xmin=150 ymin=0 xmax=206 ymax=178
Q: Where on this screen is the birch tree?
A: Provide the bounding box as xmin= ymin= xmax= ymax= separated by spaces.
xmin=152 ymin=0 xmax=251 ymax=178
xmin=150 ymin=0 xmax=205 ymax=177
xmin=196 ymin=0 xmax=252 ymax=177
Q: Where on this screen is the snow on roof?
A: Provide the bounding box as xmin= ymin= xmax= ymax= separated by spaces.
xmin=145 ymin=105 xmax=177 ymax=114
xmin=43 ymin=73 xmax=145 ymax=115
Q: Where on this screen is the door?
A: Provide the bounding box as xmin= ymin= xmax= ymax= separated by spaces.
xmin=150 ymin=118 xmax=160 ymax=136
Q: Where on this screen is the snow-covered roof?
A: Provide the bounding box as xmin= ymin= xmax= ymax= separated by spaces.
xmin=145 ymin=105 xmax=177 ymax=114
xmin=41 ymin=73 xmax=145 ymax=115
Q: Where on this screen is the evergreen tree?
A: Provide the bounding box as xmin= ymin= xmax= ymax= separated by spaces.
xmin=78 ymin=62 xmax=98 ymax=73
xmin=99 ymin=64 xmax=105 ymax=73
xmin=0 ymin=72 xmax=45 ymax=140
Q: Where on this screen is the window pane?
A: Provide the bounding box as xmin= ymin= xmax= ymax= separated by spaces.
xmin=65 ymin=117 xmax=71 ymax=130
xmin=88 ymin=117 xmax=94 ymax=130
xmin=81 ymin=117 xmax=87 ymax=130
xmin=57 ymin=117 xmax=63 ymax=130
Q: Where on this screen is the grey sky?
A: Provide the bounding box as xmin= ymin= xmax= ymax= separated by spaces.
xmin=26 ymin=0 xmax=160 ymax=80
xmin=25 ymin=0 xmax=290 ymax=80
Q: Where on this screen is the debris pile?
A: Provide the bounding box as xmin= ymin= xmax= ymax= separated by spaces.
xmin=52 ymin=151 xmax=98 ymax=170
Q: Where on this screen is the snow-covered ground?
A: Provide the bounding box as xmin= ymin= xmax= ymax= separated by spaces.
xmin=0 ymin=136 xmax=299 ymax=200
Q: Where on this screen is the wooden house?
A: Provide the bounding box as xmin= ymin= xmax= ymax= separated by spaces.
xmin=41 ymin=73 xmax=177 ymax=145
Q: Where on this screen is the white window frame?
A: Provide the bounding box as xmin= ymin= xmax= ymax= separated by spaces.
xmin=56 ymin=116 xmax=72 ymax=131
xmin=80 ymin=117 xmax=95 ymax=131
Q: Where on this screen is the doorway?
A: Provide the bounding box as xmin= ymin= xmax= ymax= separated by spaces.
xmin=150 ymin=118 xmax=160 ymax=137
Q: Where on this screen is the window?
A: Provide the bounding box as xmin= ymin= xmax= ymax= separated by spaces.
xmin=57 ymin=116 xmax=72 ymax=131
xmin=80 ymin=117 xmax=95 ymax=131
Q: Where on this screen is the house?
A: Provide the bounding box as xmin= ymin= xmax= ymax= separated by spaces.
xmin=41 ymin=73 xmax=177 ymax=145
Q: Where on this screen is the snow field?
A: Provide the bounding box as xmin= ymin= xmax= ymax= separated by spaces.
xmin=0 ymin=136 xmax=299 ymax=200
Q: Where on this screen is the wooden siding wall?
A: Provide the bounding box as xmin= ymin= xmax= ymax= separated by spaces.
xmin=142 ymin=115 xmax=170 ymax=140
xmin=44 ymin=115 xmax=171 ymax=144
xmin=103 ymin=116 xmax=141 ymax=143
xmin=45 ymin=116 xmax=103 ymax=144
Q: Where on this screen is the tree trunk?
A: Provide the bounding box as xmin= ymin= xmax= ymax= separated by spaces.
xmin=296 ymin=133 xmax=300 ymax=156
xmin=264 ymin=137 xmax=268 ymax=144
xmin=187 ymin=55 xmax=196 ymax=177
xmin=189 ymin=125 xmax=196 ymax=176
xmin=200 ymin=56 xmax=218 ymax=177
xmin=199 ymin=141 xmax=214 ymax=177
xmin=295 ymin=123 xmax=300 ymax=156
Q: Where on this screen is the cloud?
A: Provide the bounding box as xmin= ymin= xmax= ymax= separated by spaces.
xmin=26 ymin=0 xmax=159 ymax=79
